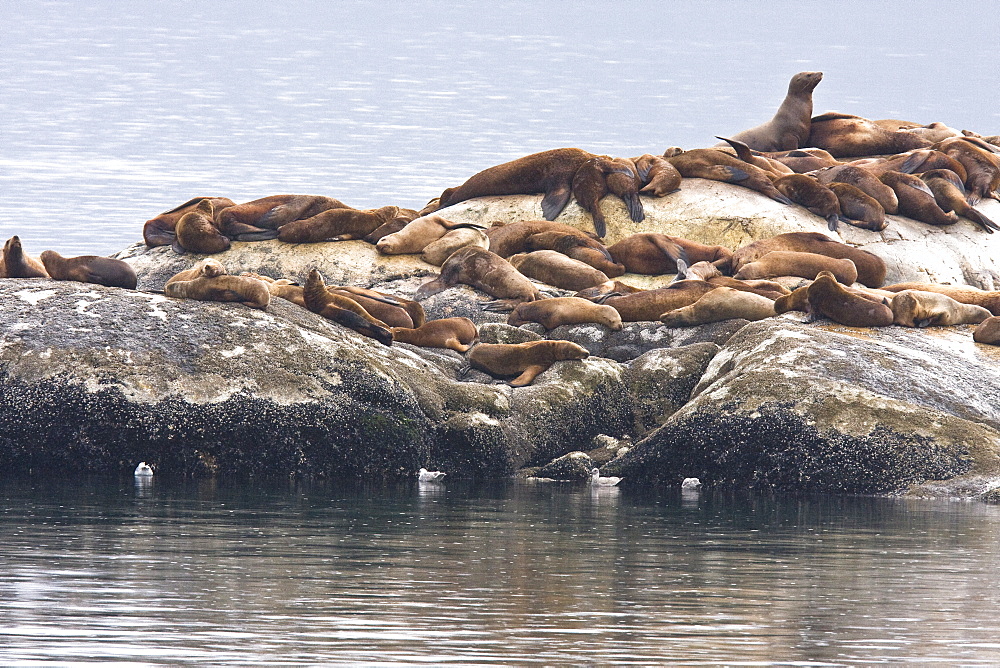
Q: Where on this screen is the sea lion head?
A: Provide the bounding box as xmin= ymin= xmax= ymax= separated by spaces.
xmin=790 ymin=71 xmax=823 ymax=94
xmin=553 ymin=341 xmax=590 ymax=361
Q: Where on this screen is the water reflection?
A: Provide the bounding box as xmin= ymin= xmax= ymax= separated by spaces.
xmin=2 ymin=477 xmax=1000 ymax=665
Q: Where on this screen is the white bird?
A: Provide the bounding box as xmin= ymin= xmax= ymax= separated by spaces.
xmin=418 ymin=468 xmax=446 ymax=482
xmin=590 ymin=468 xmax=621 ymax=486
xmin=134 ymin=462 xmax=153 ymax=477
xmin=682 ymin=477 xmax=702 ymax=490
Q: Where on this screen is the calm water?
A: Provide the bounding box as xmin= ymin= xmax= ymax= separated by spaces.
xmin=2 ymin=1 xmax=999 ymax=256
xmin=2 ymin=477 xmax=1000 ymax=665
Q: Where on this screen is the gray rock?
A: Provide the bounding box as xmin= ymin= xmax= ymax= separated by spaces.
xmin=534 ymin=451 xmax=594 ymax=481
xmin=624 ymin=343 xmax=720 ymax=436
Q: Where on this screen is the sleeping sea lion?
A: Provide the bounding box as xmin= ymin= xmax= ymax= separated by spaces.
xmin=805 ymin=271 xmax=893 ymax=327
xmin=173 ymin=199 xmax=231 ymax=255
xmin=807 ymin=112 xmax=933 ymax=158
xmin=277 ymin=205 xmax=400 ymax=243
xmin=421 ymin=227 xmax=490 ymax=266
xmin=919 ymin=169 xmax=1000 ymax=233
xmin=772 ymin=174 xmax=841 ymax=229
xmin=881 ymin=282 xmax=1000 ymax=316
xmin=508 ymin=250 xmax=610 ymax=291
xmin=467 ymin=340 xmax=590 ymax=387
xmin=218 ymin=195 xmax=348 ymax=240
xmin=973 ymin=316 xmax=1000 ymax=344
xmin=40 ymin=251 xmax=137 ymax=290
xmin=164 ymin=260 xmax=269 ymax=309
xmin=486 ymin=220 xmax=624 ymax=277
xmin=813 ymin=164 xmax=899 ymax=215
xmin=570 ymin=155 xmax=643 ymax=237
xmin=932 ymin=137 xmax=1000 ymax=204
xmin=143 ymin=196 xmax=236 ymax=248
xmin=733 ymin=251 xmax=858 ymax=285
xmin=507 ymin=296 xmax=623 ymax=330
xmin=414 ymin=246 xmax=542 ymax=309
xmin=390 ymin=317 xmax=479 ymax=352
xmin=659 ymin=286 xmax=776 ymax=326
xmin=827 ymin=182 xmax=887 ymax=231
xmin=890 ymin=289 xmax=991 ymax=327
xmin=630 ymin=154 xmax=682 ymax=196
xmin=665 ymin=149 xmax=793 ymax=204
xmin=879 ymin=172 xmax=959 ymax=226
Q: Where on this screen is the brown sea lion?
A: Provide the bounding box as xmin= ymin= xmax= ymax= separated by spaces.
xmin=173 ymin=199 xmax=231 ymax=255
xmin=414 ymin=246 xmax=542 ymax=309
xmin=574 ymin=279 xmax=645 ymax=302
xmin=715 ymin=136 xmax=795 ymax=176
xmin=40 ymin=251 xmax=137 ymax=290
xmin=722 ymin=71 xmax=823 ymax=151
xmin=765 ymin=148 xmax=841 ymax=173
xmin=659 ymin=286 xmax=776 ymax=326
xmin=571 ymin=155 xmax=643 ymax=237
xmin=723 ymin=231 xmax=887 ymax=288
xmin=775 ymin=278 xmax=893 ymax=314
xmin=277 ymin=205 xmax=400 ymax=243
xmin=467 ymin=340 xmax=590 ymax=387
xmin=890 ymin=289 xmax=992 ymax=327
xmin=376 ymin=214 xmax=483 ymax=255
xmin=734 ymin=251 xmax=858 ymax=285
xmin=165 ymin=261 xmax=269 ymax=310
xmin=302 ymin=269 xmax=392 ymax=345
xmin=423 ymin=148 xmax=596 ymax=220
xmin=507 ymin=296 xmax=623 ymax=330
xmin=587 ymin=280 xmax=722 ymax=322
xmin=827 ymin=182 xmax=887 ymax=231
xmin=665 ymin=149 xmax=793 ymax=204
xmin=961 ymin=130 xmax=1000 ymax=150
xmin=631 ymin=154 xmax=682 ymax=196
xmin=421 ymin=227 xmax=490 ymax=266
xmin=874 ymin=119 xmax=962 ymax=142
xmin=973 ymin=316 xmax=1000 ymax=344
xmin=217 ymin=195 xmax=348 ymax=240
xmin=390 ymin=317 xmax=479 ymax=352
xmin=485 ymin=220 xmax=624 ymax=277
xmin=329 ymin=286 xmax=423 ymax=329
xmin=932 ymin=137 xmax=1000 ymax=204
xmin=813 ymin=164 xmax=899 ymax=215
xmin=772 ymin=173 xmax=841 ymax=229
xmin=807 ymin=112 xmax=933 ymax=158
xmin=881 ymin=282 xmax=1000 ymax=316
xmin=879 ymin=171 xmax=959 ymax=226
xmin=805 ymin=271 xmax=893 ymax=327
xmin=508 ymin=250 xmax=610 ymax=291
xmin=850 ymin=149 xmax=967 ymax=181
xmin=919 ymin=169 xmax=1000 ymax=233
xmin=142 ymin=196 xmax=236 ymax=248
xmin=246 ymin=275 xmax=307 ymax=307
xmin=363 ymin=209 xmax=421 ymax=244
xmin=607 ymin=233 xmax=732 ymax=275
xmin=1 ymin=236 xmax=48 ymax=278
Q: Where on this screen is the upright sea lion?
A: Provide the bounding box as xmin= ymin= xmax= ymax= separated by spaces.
xmin=303 ymin=269 xmax=392 ymax=345
xmin=507 ymin=296 xmax=623 ymax=330
xmin=467 ymin=340 xmax=590 ymax=387
xmin=827 ymin=182 xmax=887 ymax=231
xmin=1 ymin=235 xmax=48 ymax=278
xmin=813 ymin=164 xmax=899 ymax=215
xmin=772 ymin=173 xmax=841 ymax=229
xmin=508 ymin=250 xmax=609 ymax=291
xmin=890 ymin=289 xmax=992 ymax=327
xmin=806 ymin=271 xmax=893 ymax=327
xmin=277 ymin=205 xmax=400 ymax=243
xmin=630 ymin=154 xmax=682 ymax=196
xmin=142 ymin=196 xmax=236 ymax=248
xmin=879 ymin=171 xmax=959 ymax=226
xmin=919 ymin=169 xmax=1000 ymax=233
xmin=414 ymin=246 xmax=542 ymax=308
xmin=882 ymin=282 xmax=1000 ymax=316
xmin=807 ymin=112 xmax=933 ymax=158
xmin=932 ymin=137 xmax=1000 ymax=204
xmin=659 ymin=286 xmax=776 ymax=326
xmin=173 ymin=199 xmax=231 ymax=255
xmin=165 ymin=261 xmax=269 ymax=310
xmin=390 ymin=317 xmax=479 ymax=352
xmin=973 ymin=316 xmax=1000 ymax=344
xmin=665 ymin=149 xmax=793 ymax=204
xmin=40 ymin=251 xmax=137 ymax=290
xmin=218 ymin=195 xmax=348 ymax=240
xmin=421 ymin=227 xmax=490 ymax=266
xmin=722 ymin=71 xmax=823 ymax=151
xmin=571 ymin=155 xmax=643 ymax=237
xmin=724 ymin=231 xmax=887 ymax=288
xmin=734 ymin=251 xmax=858 ymax=285
xmin=423 ymin=148 xmax=596 ymax=220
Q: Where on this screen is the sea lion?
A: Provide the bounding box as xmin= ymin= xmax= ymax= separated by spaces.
xmin=217 ymin=195 xmax=348 ymax=240
xmin=919 ymin=169 xmax=1000 ymax=233
xmin=807 ymin=112 xmax=933 ymax=158
xmin=775 ymin=277 xmax=893 ymax=314
xmin=734 ymin=251 xmax=858 ymax=285
xmin=302 ymin=269 xmax=392 ymax=345
xmin=608 ymin=233 xmax=732 ymax=275
xmin=574 ymin=279 xmax=645 ymax=302
xmin=724 ymin=231 xmax=887 ymax=288
xmin=414 ymin=246 xmax=542 ymax=309
xmin=507 ymin=296 xmax=623 ymax=330
xmin=423 ymin=148 xmax=596 ymax=220
xmin=932 ymin=137 xmax=1000 ymax=204
xmin=585 ymin=280 xmax=721 ymax=322
xmin=508 ymin=250 xmax=610 ymax=291
xmin=329 ymin=286 xmax=423 ymax=329
xmin=631 ymin=154 xmax=682 ymax=196
xmin=890 ymin=289 xmax=992 ymax=327
xmin=827 ymin=182 xmax=887 ymax=231
xmin=486 ymin=220 xmax=624 ymax=277
xmin=40 ymin=251 xmax=137 ymax=290
xmin=142 ymin=196 xmax=236 ymax=248
xmin=882 ymin=282 xmax=1000 ymax=316
xmin=390 ymin=317 xmax=479 ymax=352
xmin=850 ymin=149 xmax=967 ymax=181
xmin=973 ymin=316 xmax=1000 ymax=344
xmin=376 ymin=214 xmax=482 ymax=255
xmin=247 ymin=275 xmax=308 ymax=307
xmin=722 ymin=71 xmax=823 ymax=151
xmin=879 ymin=171 xmax=959 ymax=226
xmin=813 ymin=164 xmax=899 ymax=215
xmin=665 ymin=149 xmax=793 ymax=204
xmin=715 ymin=136 xmax=795 ymax=176
xmin=874 ymin=120 xmax=963 ymax=143
xmin=363 ymin=208 xmax=421 ymax=244
xmin=570 ymin=155 xmax=643 ymax=237
xmin=467 ymin=340 xmax=590 ymax=387
xmin=806 ymin=271 xmax=894 ymax=327
xmin=164 ymin=261 xmax=269 ymax=309
xmin=277 ymin=205 xmax=400 ymax=243
xmin=772 ymin=174 xmax=841 ymax=229
xmin=659 ymin=286 xmax=776 ymax=326
xmin=1 ymin=235 xmax=48 ymax=278
xmin=421 ymin=226 xmax=490 ymax=266
xmin=765 ymin=148 xmax=841 ymax=173
xmin=173 ymin=199 xmax=231 ymax=255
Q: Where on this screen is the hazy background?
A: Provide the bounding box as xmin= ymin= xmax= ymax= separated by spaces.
xmin=2 ymin=0 xmax=998 ymax=255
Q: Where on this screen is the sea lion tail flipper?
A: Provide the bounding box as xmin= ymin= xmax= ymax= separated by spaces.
xmin=540 ymin=186 xmax=573 ymax=220
xmin=672 ymin=258 xmax=689 ymax=282
xmin=963 ymin=208 xmax=1000 ymax=233
xmin=827 ymin=213 xmax=840 ymax=231
xmin=591 ymin=210 xmax=607 ymax=238
xmin=898 ymin=152 xmax=929 ymax=174
xmin=457 ymin=361 xmax=472 ymax=379
xmin=256 ymin=196 xmax=322 ymax=228
xmin=414 ymin=277 xmax=447 ymax=301
xmin=593 ymin=292 xmax=622 ymax=304
xmin=234 ymin=229 xmax=280 ymax=242
xmin=714 ymin=136 xmax=755 ymax=163
xmin=623 ymin=192 xmax=644 ymax=224
xmin=650 ymin=235 xmax=686 ymax=272
xmin=170 ymin=241 xmax=187 ymax=255
xmin=481 ymin=299 xmax=517 ymax=313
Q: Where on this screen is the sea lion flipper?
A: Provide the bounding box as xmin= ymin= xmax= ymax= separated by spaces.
xmin=509 ymin=364 xmax=547 ymax=387
xmin=170 ymin=241 xmax=187 ymax=255
xmin=540 ymin=186 xmax=573 ymax=220
xmin=623 ymin=193 xmax=644 ymax=225
xmin=590 ymin=210 xmax=607 ymax=239
xmin=256 ymin=195 xmax=320 ymax=228
xmin=234 ymin=229 xmax=280 ymax=242
xmin=964 ymin=208 xmax=1000 ymax=233
xmin=414 ymin=277 xmax=447 ymax=301
xmin=827 ymin=214 xmax=840 ymax=231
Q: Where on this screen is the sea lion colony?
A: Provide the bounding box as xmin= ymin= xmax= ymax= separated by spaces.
xmin=5 ymin=72 xmax=1000 ymax=385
